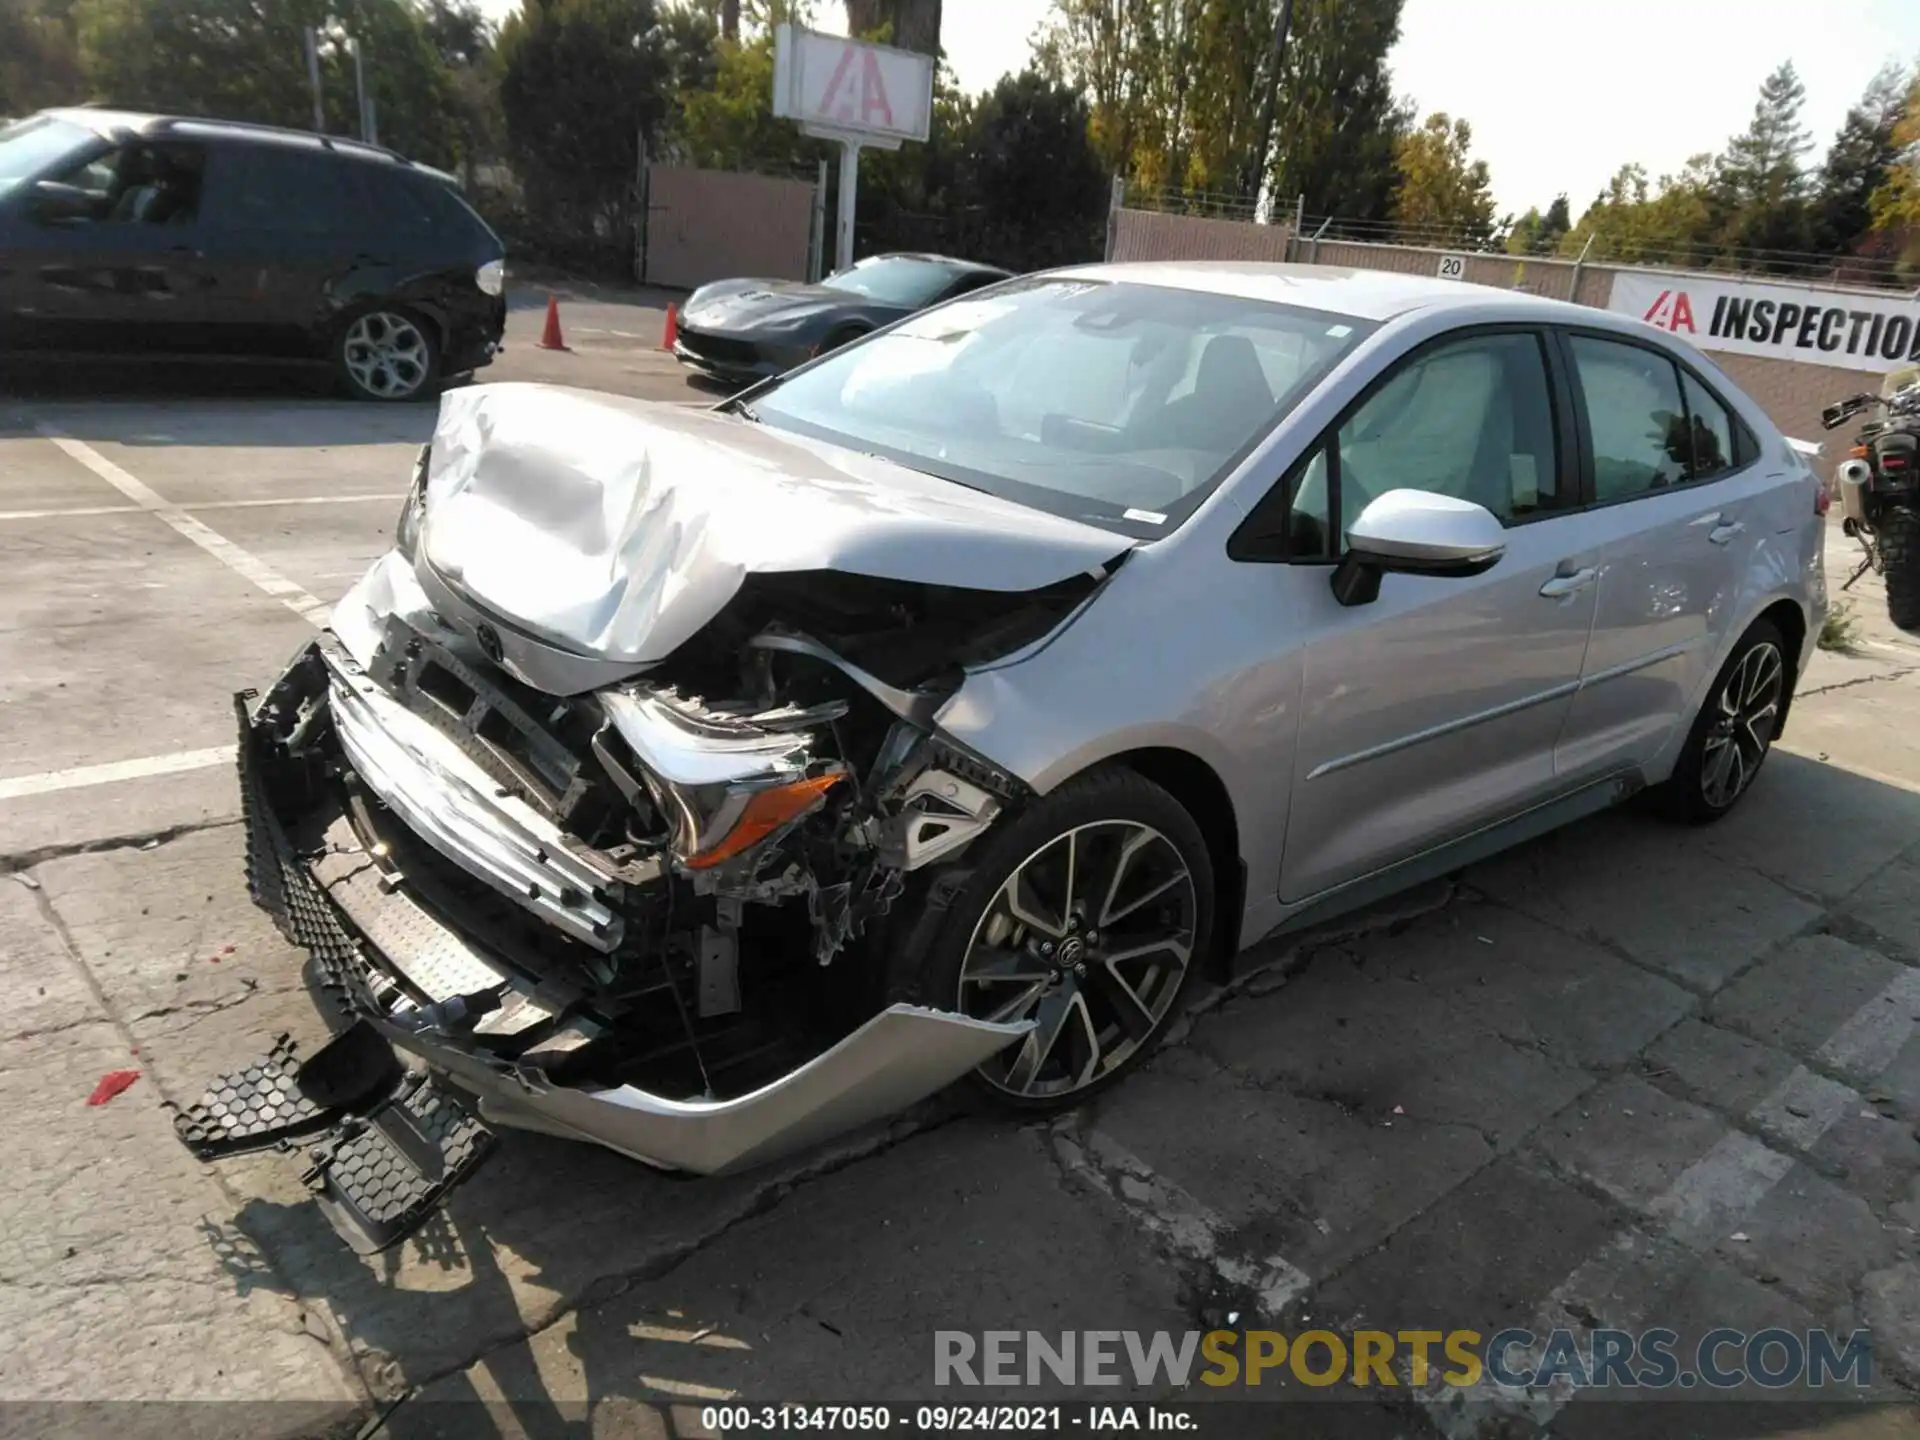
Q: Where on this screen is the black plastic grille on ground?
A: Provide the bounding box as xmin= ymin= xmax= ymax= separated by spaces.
xmin=232 ymin=687 xmax=375 ymax=1013
xmin=304 ymin=1078 xmax=495 ymax=1255
xmin=172 ymin=1034 xmax=342 ymax=1159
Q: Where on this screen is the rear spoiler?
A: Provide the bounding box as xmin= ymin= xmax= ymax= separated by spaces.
xmin=1787 ymin=437 xmax=1822 ymax=459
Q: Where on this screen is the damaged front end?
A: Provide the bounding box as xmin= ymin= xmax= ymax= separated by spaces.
xmin=177 ymin=385 xmax=1127 ymax=1252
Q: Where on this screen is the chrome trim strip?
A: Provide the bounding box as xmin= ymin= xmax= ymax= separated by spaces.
xmin=1574 ymin=638 xmax=1699 ymax=690
xmin=1306 ymin=679 xmax=1581 ymax=781
xmin=1305 ymin=638 xmax=1704 ymax=782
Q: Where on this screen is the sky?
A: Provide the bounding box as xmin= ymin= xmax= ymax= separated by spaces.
xmin=478 ymin=0 xmax=1920 ymax=219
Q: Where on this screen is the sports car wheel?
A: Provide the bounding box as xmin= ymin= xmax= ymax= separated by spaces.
xmin=888 ymin=766 xmax=1214 ymax=1109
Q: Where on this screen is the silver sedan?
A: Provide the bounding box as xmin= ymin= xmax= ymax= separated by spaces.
xmin=184 ymin=262 xmax=1827 ymax=1253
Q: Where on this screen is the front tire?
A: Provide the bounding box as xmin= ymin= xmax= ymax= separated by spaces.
xmin=1651 ymin=618 xmax=1787 ymax=825
xmin=887 ymin=766 xmax=1214 ymax=1110
xmin=1881 ymin=506 xmax=1920 ymax=632
xmin=336 ymin=308 xmax=440 ymax=402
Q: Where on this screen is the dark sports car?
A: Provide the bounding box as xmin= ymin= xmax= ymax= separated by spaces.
xmin=672 ymin=251 xmax=1011 ymax=385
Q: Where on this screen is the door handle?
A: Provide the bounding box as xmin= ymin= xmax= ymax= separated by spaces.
xmin=1539 ymin=566 xmax=1598 ymax=599
xmin=1707 ymin=519 xmax=1746 ymax=545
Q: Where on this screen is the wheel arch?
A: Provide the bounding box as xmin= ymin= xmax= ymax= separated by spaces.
xmin=1758 ymin=596 xmax=1807 ymax=736
xmin=1097 ymin=745 xmax=1245 ymax=982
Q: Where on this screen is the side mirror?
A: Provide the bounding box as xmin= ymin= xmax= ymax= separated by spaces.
xmin=28 ymin=179 xmax=94 ymax=225
xmin=1330 ymin=489 xmax=1506 ymax=607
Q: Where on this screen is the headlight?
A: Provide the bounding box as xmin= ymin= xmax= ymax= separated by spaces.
xmin=395 ymin=446 xmax=429 ymax=560
xmin=475 ymin=259 xmax=505 ymax=297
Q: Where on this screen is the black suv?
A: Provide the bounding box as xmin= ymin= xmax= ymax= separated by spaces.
xmin=0 ymin=109 xmax=506 ymax=401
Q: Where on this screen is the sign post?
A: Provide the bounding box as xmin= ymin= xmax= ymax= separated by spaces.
xmin=772 ymin=25 xmax=932 ymax=274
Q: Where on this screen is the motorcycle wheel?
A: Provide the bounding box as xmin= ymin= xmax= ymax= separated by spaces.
xmin=1882 ymin=505 xmax=1920 ymax=632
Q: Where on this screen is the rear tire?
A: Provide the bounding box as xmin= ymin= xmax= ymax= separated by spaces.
xmin=1881 ymin=505 xmax=1920 ymax=632
xmin=335 ymin=307 xmax=440 ymax=403
xmin=885 ymin=766 xmax=1214 ymax=1112
xmin=1650 ymin=618 xmax=1787 ymax=825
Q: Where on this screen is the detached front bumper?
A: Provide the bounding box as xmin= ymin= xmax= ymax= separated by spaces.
xmin=212 ymin=640 xmax=1024 ymax=1199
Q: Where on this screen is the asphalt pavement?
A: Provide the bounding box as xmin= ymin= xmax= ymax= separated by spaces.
xmin=5 ymin=289 xmax=1920 ymax=1440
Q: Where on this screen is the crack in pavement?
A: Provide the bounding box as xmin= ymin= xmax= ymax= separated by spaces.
xmin=0 ymin=816 xmax=241 ymax=874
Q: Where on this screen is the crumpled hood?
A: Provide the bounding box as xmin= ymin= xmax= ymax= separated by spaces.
xmin=417 ymin=383 xmax=1131 ymax=667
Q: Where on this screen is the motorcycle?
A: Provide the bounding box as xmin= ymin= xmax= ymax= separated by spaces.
xmin=1823 ymin=363 xmax=1920 ymax=630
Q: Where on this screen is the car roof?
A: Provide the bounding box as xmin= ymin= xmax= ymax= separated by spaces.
xmin=38 ymin=107 xmax=457 ymax=186
xmin=1051 ymin=259 xmax=1589 ymax=324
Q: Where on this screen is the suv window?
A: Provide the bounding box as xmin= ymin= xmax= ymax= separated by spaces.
xmin=210 ymin=144 xmax=370 ymax=234
xmin=1285 ymin=331 xmax=1563 ymax=558
xmin=357 ymin=164 xmax=442 ymax=235
xmin=48 ymin=141 xmax=207 ymax=226
xmin=1567 ymin=335 xmax=1693 ymax=500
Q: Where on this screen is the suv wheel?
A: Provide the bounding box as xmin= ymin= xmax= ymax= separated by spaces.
xmin=338 ymin=309 xmax=439 ymax=402
xmin=887 ymin=766 xmax=1214 ymax=1110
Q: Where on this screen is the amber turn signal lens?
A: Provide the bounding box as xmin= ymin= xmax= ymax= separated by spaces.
xmin=1851 ymin=445 xmax=1870 ymax=458
xmin=682 ymin=774 xmax=844 ymax=870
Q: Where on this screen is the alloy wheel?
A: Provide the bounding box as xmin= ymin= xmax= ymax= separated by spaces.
xmin=343 ymin=312 xmax=431 ymax=399
xmin=1700 ymin=640 xmax=1783 ymax=809
xmin=957 ymin=820 xmax=1197 ymax=1101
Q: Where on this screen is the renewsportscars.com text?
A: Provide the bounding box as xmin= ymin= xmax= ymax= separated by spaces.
xmin=934 ymin=1328 xmax=1873 ymax=1391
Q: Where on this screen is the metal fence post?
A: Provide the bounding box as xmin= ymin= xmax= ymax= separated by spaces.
xmin=1308 ymin=215 xmax=1331 ymax=265
xmin=1569 ymin=234 xmax=1595 ymax=307
xmin=633 ymin=128 xmax=649 ymax=285
xmin=1105 ymin=174 xmax=1124 ymax=262
xmin=809 ymin=158 xmax=827 ymax=282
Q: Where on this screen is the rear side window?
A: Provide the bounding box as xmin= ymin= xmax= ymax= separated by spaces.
xmin=1678 ymin=371 xmax=1736 ymax=480
xmin=356 ymin=165 xmax=442 ymax=236
xmin=209 ymin=144 xmax=370 ymax=234
xmin=1567 ymin=335 xmax=1689 ymax=500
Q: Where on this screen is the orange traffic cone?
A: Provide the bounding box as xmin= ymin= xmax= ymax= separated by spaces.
xmin=536 ymin=295 xmax=569 ymax=352
xmin=660 ymin=302 xmax=679 ymax=351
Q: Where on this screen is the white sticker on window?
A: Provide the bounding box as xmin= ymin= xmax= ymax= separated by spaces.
xmin=1326 ymin=324 xmax=1353 ymax=338
xmin=1123 ymin=507 xmax=1168 ymax=525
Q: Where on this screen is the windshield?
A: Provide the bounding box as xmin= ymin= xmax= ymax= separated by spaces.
xmin=750 ymin=277 xmax=1375 ymax=535
xmin=0 ymin=116 xmax=93 ymax=196
xmin=820 ymin=257 xmax=966 ymax=307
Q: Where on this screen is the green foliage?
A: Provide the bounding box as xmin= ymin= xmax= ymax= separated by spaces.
xmin=1041 ymin=0 xmax=1405 ymax=222
xmin=1264 ymin=0 xmax=1407 ymax=222
xmin=1812 ymin=63 xmax=1909 ymax=256
xmin=1711 ymin=60 xmax=1813 ymax=261
xmin=0 ymin=0 xmax=85 ymax=116
xmin=1392 ymin=112 xmax=1495 ymax=242
xmin=69 ymin=0 xmax=462 ymax=168
xmin=949 ymin=66 xmax=1107 ymax=267
xmin=1866 ymin=69 xmax=1920 ymax=269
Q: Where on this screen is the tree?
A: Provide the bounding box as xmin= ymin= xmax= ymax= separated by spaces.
xmin=1713 ymin=60 xmax=1813 ymax=262
xmin=1558 ymin=155 xmax=1721 ymax=266
xmin=1504 ymin=193 xmax=1568 ymax=255
xmin=1391 ymin=112 xmax=1495 ymax=243
xmin=0 ymin=1 xmax=84 ymax=116
xmin=1866 ymin=70 xmax=1920 ymax=272
xmin=845 ymin=0 xmax=939 ymax=55
xmin=951 ymin=66 xmax=1107 ymax=267
xmin=1264 ymin=0 xmax=1406 ymax=223
xmin=497 ymin=0 xmax=688 ymax=265
xmin=1814 ymin=63 xmax=1912 ymax=256
xmin=72 ymin=0 xmax=463 ymax=167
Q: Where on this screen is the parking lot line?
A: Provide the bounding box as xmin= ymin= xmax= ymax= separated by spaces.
xmin=0 ymin=493 xmax=405 ymax=522
xmin=0 ymin=745 xmax=236 ymax=802
xmin=33 ymin=421 xmax=335 ymax=626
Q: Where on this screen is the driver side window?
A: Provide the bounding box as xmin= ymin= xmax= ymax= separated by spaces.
xmin=48 ymin=141 xmax=206 ymax=226
xmin=1286 ymin=331 xmax=1563 ymax=558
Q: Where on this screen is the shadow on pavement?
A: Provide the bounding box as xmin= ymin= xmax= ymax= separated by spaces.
xmin=187 ymin=746 xmax=1920 ymax=1437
